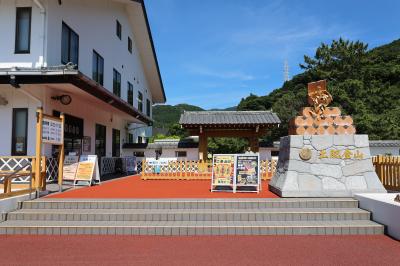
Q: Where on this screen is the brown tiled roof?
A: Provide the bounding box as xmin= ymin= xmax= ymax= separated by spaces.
xmin=179 ymin=111 xmax=281 ymax=125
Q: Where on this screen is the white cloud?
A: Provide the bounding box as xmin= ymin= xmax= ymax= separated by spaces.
xmin=185 ymin=65 xmax=255 ymax=81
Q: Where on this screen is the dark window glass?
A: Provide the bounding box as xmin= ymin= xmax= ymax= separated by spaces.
xmin=11 ymin=108 xmax=28 ymax=156
xmin=15 ymin=7 xmax=31 ymax=53
xmin=116 ymin=20 xmax=122 ymax=39
xmin=112 ymin=129 xmax=120 ymax=157
xmin=137 ymin=136 xmax=143 ymax=144
xmin=113 ymin=69 xmax=121 ymax=97
xmin=127 ymin=82 xmax=133 ymax=106
xmin=92 ymin=50 xmax=104 ymax=85
xmin=95 ymin=124 xmax=106 ymax=158
xmin=138 ymin=91 xmax=143 ymax=112
xmin=146 ymin=99 xmax=151 ymax=117
xmin=61 ymin=22 xmax=79 ymax=66
xmin=175 ymin=151 xmax=187 ymax=158
xmin=128 ymin=37 xmax=132 ymax=53
xmin=133 ymin=151 xmax=144 ymax=157
xmin=128 ymin=133 xmax=134 ymax=144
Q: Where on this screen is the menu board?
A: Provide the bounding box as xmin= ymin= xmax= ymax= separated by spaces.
xmin=42 ymin=117 xmax=63 ymax=145
xmin=63 ymin=155 xmax=79 ymax=181
xmin=75 ymin=155 xmax=98 ymax=183
xmin=235 ymin=155 xmax=259 ymax=186
xmin=212 ymin=155 xmax=235 ymax=186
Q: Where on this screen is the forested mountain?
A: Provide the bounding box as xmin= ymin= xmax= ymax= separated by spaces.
xmin=238 ymin=38 xmax=400 ymax=143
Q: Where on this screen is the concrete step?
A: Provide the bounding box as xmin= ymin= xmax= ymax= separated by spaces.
xmin=7 ymin=208 xmax=370 ymax=222
xmin=0 ymin=220 xmax=383 ymax=235
xmin=20 ymin=198 xmax=359 ymax=210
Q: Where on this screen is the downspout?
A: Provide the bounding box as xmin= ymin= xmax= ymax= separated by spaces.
xmin=33 ymin=0 xmax=47 ymax=67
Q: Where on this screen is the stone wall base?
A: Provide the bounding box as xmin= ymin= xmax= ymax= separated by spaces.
xmin=269 ymin=135 xmax=387 ymax=197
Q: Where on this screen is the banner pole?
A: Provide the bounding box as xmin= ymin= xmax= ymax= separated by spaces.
xmin=34 ymin=107 xmax=43 ymax=191
xmin=58 ymin=113 xmax=65 ymax=192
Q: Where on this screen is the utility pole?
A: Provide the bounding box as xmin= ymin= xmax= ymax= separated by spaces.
xmin=284 ymin=60 xmax=289 ymax=82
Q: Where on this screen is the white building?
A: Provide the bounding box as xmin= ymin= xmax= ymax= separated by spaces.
xmin=0 ymin=0 xmax=166 ymax=161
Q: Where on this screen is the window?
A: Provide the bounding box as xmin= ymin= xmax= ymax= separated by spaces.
xmin=133 ymin=151 xmax=145 ymax=157
xmin=15 ymin=7 xmax=31 ymax=53
xmin=113 ymin=69 xmax=121 ymax=97
xmin=11 ymin=108 xmax=28 ymax=156
xmin=61 ymin=22 xmax=79 ymax=66
xmin=146 ymin=99 xmax=151 ymax=117
xmin=95 ymin=124 xmax=106 ymax=158
xmin=128 ymin=37 xmax=132 ymax=53
xmin=138 ymin=136 xmax=143 ymax=143
xmin=92 ymin=50 xmax=104 ymax=85
xmin=128 ymin=133 xmax=134 ymax=144
xmin=112 ymin=129 xmax=120 ymax=157
xmin=116 ymin=20 xmax=122 ymax=39
xmin=175 ymin=151 xmax=187 ymax=158
xmin=127 ymin=82 xmax=133 ymax=106
xmin=138 ymin=91 xmax=143 ymax=112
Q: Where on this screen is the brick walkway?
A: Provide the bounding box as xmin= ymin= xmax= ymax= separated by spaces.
xmin=48 ymin=175 xmax=278 ymax=198
xmin=0 ymin=235 xmax=398 ymax=265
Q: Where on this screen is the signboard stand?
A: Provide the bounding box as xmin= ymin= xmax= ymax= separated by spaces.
xmin=74 ymin=155 xmax=100 ymax=186
xmin=211 ymin=154 xmax=236 ymax=192
xmin=35 ymin=108 xmax=65 ymax=193
xmin=210 ymin=153 xmax=261 ymax=193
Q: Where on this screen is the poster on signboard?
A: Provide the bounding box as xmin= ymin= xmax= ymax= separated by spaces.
xmin=42 ymin=117 xmax=63 ymax=145
xmin=235 ymin=155 xmax=260 ymax=190
xmin=211 ymin=154 xmax=235 ymax=191
xmin=75 ymin=155 xmax=100 ymax=185
xmin=63 ymin=155 xmax=79 ymax=181
xmin=125 ymin=157 xmax=136 ymax=173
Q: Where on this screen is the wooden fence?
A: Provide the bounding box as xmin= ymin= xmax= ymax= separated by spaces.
xmin=141 ymin=160 xmax=277 ymax=181
xmin=372 ymin=155 xmax=400 ymax=191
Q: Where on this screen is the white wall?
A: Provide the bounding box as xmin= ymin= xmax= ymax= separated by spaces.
xmin=0 ymin=0 xmax=155 ymax=141
xmin=124 ymin=148 xmax=199 ymax=161
xmin=370 ymin=146 xmax=400 ymax=156
xmin=0 ymin=85 xmax=38 ymax=156
xmin=46 ymin=0 xmax=153 ymax=110
xmin=0 ymin=0 xmax=45 ymax=68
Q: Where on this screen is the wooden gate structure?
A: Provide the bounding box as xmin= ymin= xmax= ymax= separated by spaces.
xmin=373 ymin=155 xmax=400 ymax=191
xmin=179 ymin=111 xmax=281 ymax=160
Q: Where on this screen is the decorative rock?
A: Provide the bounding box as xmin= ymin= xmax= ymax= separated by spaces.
xmin=311 ymin=164 xmax=342 ymax=179
xmin=345 ymin=176 xmax=367 ymax=190
xmin=311 ymin=135 xmax=333 ymax=150
xmin=354 ymin=135 xmax=369 ymax=148
xmin=269 ymin=135 xmax=387 ymax=197
xmin=333 ymin=135 xmax=354 ymax=146
xmin=322 ymin=177 xmax=346 ymax=190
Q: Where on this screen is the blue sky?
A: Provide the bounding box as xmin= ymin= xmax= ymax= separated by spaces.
xmin=145 ymin=0 xmax=400 ymax=109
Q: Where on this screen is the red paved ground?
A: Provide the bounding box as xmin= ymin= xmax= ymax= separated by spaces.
xmin=48 ymin=175 xmax=278 ymax=198
xmin=0 ymin=235 xmax=398 ymax=265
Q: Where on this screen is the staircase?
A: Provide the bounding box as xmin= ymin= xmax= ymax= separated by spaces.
xmin=0 ymin=198 xmax=383 ymax=235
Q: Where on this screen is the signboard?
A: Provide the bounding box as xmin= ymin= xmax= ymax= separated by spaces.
xmin=125 ymin=156 xmax=136 ymax=173
xmin=63 ymin=155 xmax=79 ymax=181
xmin=75 ymin=155 xmax=100 ymax=185
xmin=146 ymin=158 xmax=177 ymax=166
xmin=211 ymin=155 xmax=235 ymax=191
xmin=235 ymin=155 xmax=260 ymax=189
xmin=82 ymin=136 xmax=91 ymax=152
xmin=42 ymin=116 xmax=63 ymax=145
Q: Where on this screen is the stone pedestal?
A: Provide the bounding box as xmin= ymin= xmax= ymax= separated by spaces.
xmin=269 ymin=135 xmax=387 ymax=197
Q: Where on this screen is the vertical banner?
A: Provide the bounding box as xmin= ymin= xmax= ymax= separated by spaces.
xmin=235 ymin=154 xmax=260 ymax=193
xmin=211 ymin=154 xmax=235 ymax=192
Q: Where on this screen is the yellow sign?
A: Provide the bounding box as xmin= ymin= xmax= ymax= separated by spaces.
xmin=319 ymin=149 xmax=364 ymax=160
xmin=75 ymin=162 xmax=95 ymax=181
xmin=212 ymin=155 xmax=235 ymax=186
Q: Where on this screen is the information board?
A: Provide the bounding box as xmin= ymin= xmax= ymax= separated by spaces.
xmin=125 ymin=157 xmax=136 ymax=173
xmin=75 ymin=155 xmax=100 ymax=185
xmin=42 ymin=117 xmax=63 ymax=145
xmin=235 ymin=155 xmax=260 ymax=189
xmin=63 ymin=155 xmax=79 ymax=181
xmin=211 ymin=155 xmax=235 ymax=191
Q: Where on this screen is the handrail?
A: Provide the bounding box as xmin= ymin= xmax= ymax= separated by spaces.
xmin=1 ymin=162 xmax=35 ymax=200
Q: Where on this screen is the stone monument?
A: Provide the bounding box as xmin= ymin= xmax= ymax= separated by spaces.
xmin=269 ymin=80 xmax=387 ymax=197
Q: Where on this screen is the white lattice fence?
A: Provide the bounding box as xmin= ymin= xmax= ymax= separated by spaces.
xmin=0 ymin=157 xmax=32 ymax=183
xmin=46 ymin=158 xmax=58 ymax=182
